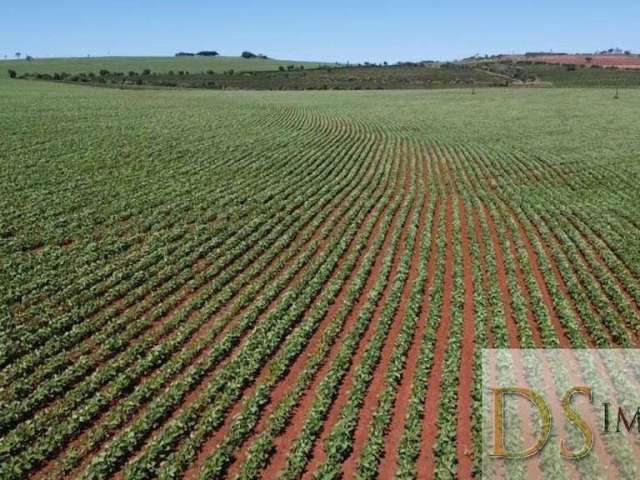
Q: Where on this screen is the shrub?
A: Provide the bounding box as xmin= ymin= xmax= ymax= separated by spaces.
xmin=278 ymin=66 xmax=285 ymax=72
xmin=241 ymin=51 xmax=267 ymax=59
xmin=175 ymin=52 xmax=195 ymax=57
xmin=128 ymin=71 xmax=137 ymax=76
xmin=142 ymin=69 xmax=151 ymax=75
xmin=206 ymin=69 xmax=215 ymax=75
xmin=197 ymin=51 xmax=219 ymax=57
xmin=8 ymin=69 xmax=17 ymax=79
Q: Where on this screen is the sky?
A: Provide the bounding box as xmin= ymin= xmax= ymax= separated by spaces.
xmin=1 ymin=1 xmax=639 ymax=63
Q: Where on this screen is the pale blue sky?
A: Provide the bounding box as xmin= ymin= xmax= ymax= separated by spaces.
xmin=2 ymin=1 xmax=639 ymax=62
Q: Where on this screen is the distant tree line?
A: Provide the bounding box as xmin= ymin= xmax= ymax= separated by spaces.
xmin=241 ymin=51 xmax=269 ymax=59
xmin=175 ymin=51 xmax=219 ymax=57
xmin=173 ymin=50 xmax=270 ymax=59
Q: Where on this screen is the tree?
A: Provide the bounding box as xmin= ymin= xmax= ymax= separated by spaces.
xmin=241 ymin=51 xmax=257 ymax=59
xmin=15 ymin=52 xmax=21 ymax=59
xmin=8 ymin=69 xmax=17 ymax=78
xmin=197 ymin=51 xmax=219 ymax=57
xmin=26 ymin=55 xmax=33 ymax=61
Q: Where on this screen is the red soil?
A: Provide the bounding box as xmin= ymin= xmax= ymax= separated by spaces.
xmin=257 ymin=153 xmax=410 ymax=479
xmin=295 ymin=169 xmax=416 ymax=480
xmin=377 ymin=199 xmax=441 ymax=479
xmin=455 ymin=198 xmax=476 ymax=479
xmin=473 ymin=207 xmax=494 ymax=347
xmin=113 ymin=200 xmax=367 ymax=478
xmin=48 ymin=177 xmax=365 ymax=480
xmin=504 ymin=222 xmax=544 ymax=347
xmin=182 ymin=162 xmax=391 ymax=480
xmin=341 ymin=177 xmax=429 ymax=477
xmin=483 ymin=206 xmax=519 ymax=347
xmin=508 ymin=210 xmax=571 ymax=347
xmin=528 ymin=224 xmax=597 ymax=347
xmin=536 ymin=54 xmax=640 ymax=69
xmin=416 ymin=196 xmax=453 ymax=479
xmin=482 ymin=205 xmax=544 ymax=480
xmin=540 ymin=213 xmax=639 ymax=346
xmin=568 ymin=216 xmax=640 ymax=319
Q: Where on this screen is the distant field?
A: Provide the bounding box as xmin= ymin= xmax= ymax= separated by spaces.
xmin=1 ymin=77 xmax=639 ymax=479
xmin=533 ymin=54 xmax=640 ymax=69
xmin=17 ymin=63 xmax=508 ymax=90
xmin=479 ymin=62 xmax=640 ymax=88
xmin=11 ymin=56 xmax=640 ymax=90
xmin=1 ymin=55 xmax=329 ymax=76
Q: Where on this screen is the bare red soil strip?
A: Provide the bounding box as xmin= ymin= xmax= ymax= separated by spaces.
xmin=377 ymin=200 xmax=441 ymax=479
xmin=455 ymin=198 xmax=476 ymax=479
xmin=258 ymin=156 xmax=411 ymax=479
xmin=341 ymin=178 xmax=429 ymax=478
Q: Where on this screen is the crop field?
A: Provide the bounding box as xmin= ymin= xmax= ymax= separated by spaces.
xmin=1 ymin=76 xmax=639 ymax=479
xmin=1 ymin=56 xmax=328 ymax=76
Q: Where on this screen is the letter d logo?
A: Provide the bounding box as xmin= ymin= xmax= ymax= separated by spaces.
xmin=490 ymin=387 xmax=552 ymax=459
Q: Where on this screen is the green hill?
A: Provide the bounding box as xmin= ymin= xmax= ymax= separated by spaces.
xmin=1 ymin=56 xmax=329 ymax=76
